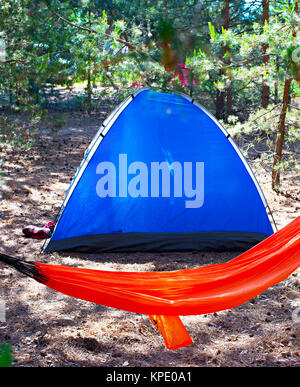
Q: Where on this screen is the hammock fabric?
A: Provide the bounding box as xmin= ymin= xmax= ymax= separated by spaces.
xmin=0 ymin=216 xmax=299 ymax=350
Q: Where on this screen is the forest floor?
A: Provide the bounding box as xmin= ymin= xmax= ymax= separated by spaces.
xmin=0 ymin=93 xmax=299 ymax=367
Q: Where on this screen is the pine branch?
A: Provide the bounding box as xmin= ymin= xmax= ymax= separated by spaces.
xmin=0 ymin=59 xmax=28 ymax=65
xmin=226 ymin=53 xmax=277 ymax=69
xmin=248 ymin=103 xmax=281 ymax=124
xmin=42 ymin=0 xmax=136 ymax=50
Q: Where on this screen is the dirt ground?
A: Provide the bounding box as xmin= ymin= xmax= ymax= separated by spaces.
xmin=0 ymin=108 xmax=299 ymax=367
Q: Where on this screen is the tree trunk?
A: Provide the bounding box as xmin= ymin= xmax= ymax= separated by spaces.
xmin=271 ymin=1 xmax=298 ymax=190
xmin=216 ymin=88 xmax=225 ymax=120
xmin=224 ymin=0 xmax=232 ymax=118
xmin=86 ymin=7 xmax=92 ymax=114
xmin=274 ymin=56 xmax=279 ymax=104
xmin=262 ymin=0 xmax=269 ymax=108
xmin=87 ymin=71 xmax=92 ymax=113
xmin=226 ymin=81 xmax=232 ymax=117
xmin=216 ymin=0 xmax=231 ymax=120
xmin=271 ymin=78 xmax=291 ymax=190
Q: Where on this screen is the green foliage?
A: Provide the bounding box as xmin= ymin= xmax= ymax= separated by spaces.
xmin=0 ymin=0 xmax=299 ymax=186
xmin=0 ymin=106 xmax=41 ymax=146
xmin=0 ymin=343 xmax=13 ymax=367
xmin=0 ymin=0 xmax=296 ymax=109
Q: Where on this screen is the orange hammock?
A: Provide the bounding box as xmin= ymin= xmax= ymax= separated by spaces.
xmin=1 ymin=216 xmax=299 ymax=350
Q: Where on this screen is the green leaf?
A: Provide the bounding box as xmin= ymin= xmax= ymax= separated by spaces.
xmin=208 ymin=22 xmax=216 ymax=40
xmin=0 ymin=343 xmax=13 ymax=367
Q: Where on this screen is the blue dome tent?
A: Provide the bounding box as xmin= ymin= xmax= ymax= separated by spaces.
xmin=43 ymin=88 xmax=275 ymax=253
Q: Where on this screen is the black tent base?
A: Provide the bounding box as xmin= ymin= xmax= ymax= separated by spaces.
xmin=43 ymin=231 xmax=269 ymax=253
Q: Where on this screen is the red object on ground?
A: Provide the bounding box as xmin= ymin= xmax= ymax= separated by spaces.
xmin=149 ymin=315 xmax=193 ymax=350
xmin=31 ymin=216 xmax=300 ymax=349
xmin=44 ymin=222 xmax=55 ymax=232
xmin=22 ymin=222 xmax=55 ymax=239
